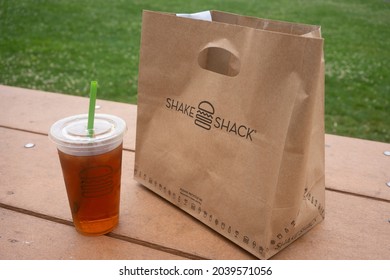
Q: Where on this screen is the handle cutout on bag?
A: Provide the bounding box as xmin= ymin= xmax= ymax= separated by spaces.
xmin=198 ymin=47 xmax=240 ymax=77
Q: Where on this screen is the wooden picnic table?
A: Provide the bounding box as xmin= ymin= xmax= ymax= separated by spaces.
xmin=0 ymin=85 xmax=389 ymax=260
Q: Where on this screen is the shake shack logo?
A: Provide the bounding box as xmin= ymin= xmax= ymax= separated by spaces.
xmin=165 ymin=98 xmax=257 ymax=141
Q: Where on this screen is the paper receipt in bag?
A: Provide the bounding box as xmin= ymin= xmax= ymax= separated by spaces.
xmin=176 ymin=11 xmax=212 ymax=21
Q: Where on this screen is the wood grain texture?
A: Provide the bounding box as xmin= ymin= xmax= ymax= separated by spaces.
xmin=1 ymin=85 xmax=389 ymax=259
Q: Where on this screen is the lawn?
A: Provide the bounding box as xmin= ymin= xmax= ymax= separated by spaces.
xmin=0 ymin=0 xmax=389 ymax=142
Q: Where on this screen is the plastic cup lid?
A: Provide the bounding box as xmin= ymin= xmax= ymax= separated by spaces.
xmin=49 ymin=114 xmax=127 ymax=156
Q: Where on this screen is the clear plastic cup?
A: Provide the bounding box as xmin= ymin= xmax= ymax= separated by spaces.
xmin=49 ymin=114 xmax=126 ymax=235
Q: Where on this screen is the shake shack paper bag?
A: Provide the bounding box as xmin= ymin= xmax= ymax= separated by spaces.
xmin=134 ymin=10 xmax=325 ymax=259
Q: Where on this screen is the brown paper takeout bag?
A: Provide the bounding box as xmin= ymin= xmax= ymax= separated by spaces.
xmin=134 ymin=10 xmax=325 ymax=259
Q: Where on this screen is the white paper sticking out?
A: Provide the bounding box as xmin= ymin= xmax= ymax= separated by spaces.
xmin=176 ymin=11 xmax=212 ymax=21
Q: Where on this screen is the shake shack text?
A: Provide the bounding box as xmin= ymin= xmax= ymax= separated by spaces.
xmin=165 ymin=97 xmax=257 ymax=141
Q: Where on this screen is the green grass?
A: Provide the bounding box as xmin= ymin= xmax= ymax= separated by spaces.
xmin=1 ymin=0 xmax=389 ymax=142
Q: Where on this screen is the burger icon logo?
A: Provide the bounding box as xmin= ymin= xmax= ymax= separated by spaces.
xmin=194 ymin=101 xmax=215 ymax=130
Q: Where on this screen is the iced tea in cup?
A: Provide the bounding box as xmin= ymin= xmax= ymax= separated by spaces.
xmin=49 ymin=114 xmax=126 ymax=235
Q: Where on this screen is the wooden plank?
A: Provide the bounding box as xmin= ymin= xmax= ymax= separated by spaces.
xmin=1 ymin=127 xmax=389 ymax=259
xmin=325 ymin=134 xmax=390 ymax=201
xmin=273 ymin=190 xmax=390 ymax=260
xmin=1 ymin=85 xmax=389 ymax=200
xmin=0 ymin=208 xmax=188 ymax=260
xmin=0 ymin=85 xmax=137 ymax=151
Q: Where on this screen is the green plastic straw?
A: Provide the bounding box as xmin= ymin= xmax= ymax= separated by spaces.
xmin=87 ymin=81 xmax=98 ymax=137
